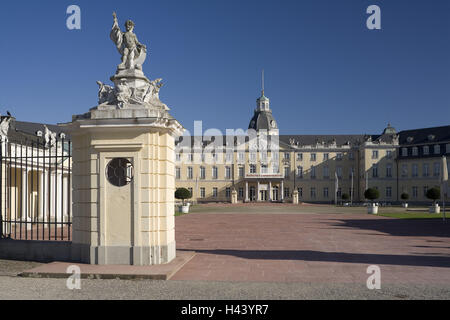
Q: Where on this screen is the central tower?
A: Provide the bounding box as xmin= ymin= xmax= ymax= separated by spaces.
xmin=248 ymin=71 xmax=279 ymax=136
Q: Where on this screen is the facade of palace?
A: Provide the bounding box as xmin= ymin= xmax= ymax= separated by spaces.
xmin=174 ymin=89 xmax=450 ymax=204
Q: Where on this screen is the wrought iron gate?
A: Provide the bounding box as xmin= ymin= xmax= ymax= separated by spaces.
xmin=0 ymin=138 xmax=72 ymax=241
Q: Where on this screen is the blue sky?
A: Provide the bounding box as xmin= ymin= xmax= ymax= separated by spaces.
xmin=1 ymin=0 xmax=449 ymax=135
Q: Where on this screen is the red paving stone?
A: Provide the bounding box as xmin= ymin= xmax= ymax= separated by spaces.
xmin=172 ymin=212 xmax=450 ymax=284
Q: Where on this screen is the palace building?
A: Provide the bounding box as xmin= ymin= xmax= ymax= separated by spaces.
xmin=174 ymin=87 xmax=450 ymax=204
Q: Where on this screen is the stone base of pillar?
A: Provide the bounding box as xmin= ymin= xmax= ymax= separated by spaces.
xmin=71 ymin=241 xmax=176 ymax=266
xmin=292 ymin=190 xmax=299 ymax=204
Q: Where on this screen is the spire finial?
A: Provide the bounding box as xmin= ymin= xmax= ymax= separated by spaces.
xmin=262 ymin=69 xmax=265 ymax=96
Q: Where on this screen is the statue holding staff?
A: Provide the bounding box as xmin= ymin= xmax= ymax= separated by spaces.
xmin=110 ymin=12 xmax=147 ymax=70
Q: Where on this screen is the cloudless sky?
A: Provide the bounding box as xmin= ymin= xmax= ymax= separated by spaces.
xmin=0 ymin=0 xmax=449 ymax=135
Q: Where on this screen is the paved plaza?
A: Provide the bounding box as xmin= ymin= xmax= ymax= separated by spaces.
xmin=1 ymin=204 xmax=450 ymax=299
xmin=173 ymin=205 xmax=450 ymax=284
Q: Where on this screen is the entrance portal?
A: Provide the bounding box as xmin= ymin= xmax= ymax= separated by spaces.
xmin=273 ymin=186 xmax=279 ymax=201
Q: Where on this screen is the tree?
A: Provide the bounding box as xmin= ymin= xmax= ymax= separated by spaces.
xmin=175 ymin=188 xmax=192 ymax=205
xmin=426 ymin=187 xmax=440 ymax=205
xmin=341 ymin=193 xmax=350 ymax=201
xmin=400 ymin=193 xmax=409 ymax=201
xmin=364 ymin=188 xmax=380 ymax=203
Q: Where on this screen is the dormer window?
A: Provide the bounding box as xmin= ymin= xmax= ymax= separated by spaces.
xmin=406 ymin=137 xmax=414 ymax=143
xmin=428 ymin=134 xmax=435 ymax=141
xmin=434 ymin=145 xmax=441 ymax=154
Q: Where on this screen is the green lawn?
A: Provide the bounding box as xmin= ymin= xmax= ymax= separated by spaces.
xmin=378 ymin=211 xmax=449 ymax=219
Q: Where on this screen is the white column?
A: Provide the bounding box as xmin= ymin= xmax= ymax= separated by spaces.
xmin=269 ymin=181 xmax=272 ymax=201
xmin=245 ymin=181 xmax=249 ymax=202
xmin=50 ymin=173 xmax=55 ymax=218
xmin=257 ymin=181 xmax=260 ymax=202
xmin=281 ymin=180 xmax=284 ymax=201
xmin=57 ymin=173 xmax=62 ymax=218
xmin=39 ymin=170 xmax=44 ymax=220
xmin=21 ymin=169 xmax=27 ymax=220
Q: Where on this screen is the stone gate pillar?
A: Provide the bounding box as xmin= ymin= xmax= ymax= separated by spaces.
xmin=61 ymin=13 xmax=183 ymax=265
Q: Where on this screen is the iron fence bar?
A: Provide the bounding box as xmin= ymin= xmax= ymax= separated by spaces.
xmin=47 ymin=145 xmax=51 ymax=240
xmin=42 ymin=141 xmax=46 ymax=241
xmin=68 ymin=140 xmax=71 ymax=241
xmin=54 ymin=139 xmax=57 ymax=240
xmin=8 ymin=142 xmax=12 ymax=239
xmin=14 ymin=143 xmax=17 ymax=239
xmin=25 ymin=140 xmax=28 ymax=240
xmin=0 ymin=140 xmax=3 ymax=238
xmin=60 ymin=138 xmax=64 ymax=240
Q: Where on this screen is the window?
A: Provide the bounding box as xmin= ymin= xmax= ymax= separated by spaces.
xmin=201 ymin=153 xmax=205 ymax=162
xmin=189 ymin=153 xmax=194 ymax=162
xmin=412 ymin=186 xmax=418 ymax=199
xmin=349 ymin=152 xmax=354 ymax=160
xmin=298 ymin=187 xmax=303 ymax=197
xmin=284 ymin=167 xmax=290 ymax=178
xmin=434 ymin=144 xmax=441 ymax=154
xmin=323 ymin=153 xmax=329 ymax=161
xmin=434 ymin=145 xmax=441 ymax=154
xmin=188 ymin=167 xmax=193 ymax=179
xmin=412 ymin=164 xmax=418 ymax=177
xmin=239 ymin=166 xmax=244 ymax=178
xmin=226 ymin=187 xmax=231 ymax=198
xmin=336 ymin=166 xmax=343 ymax=178
xmin=433 ymin=162 xmax=440 ymax=176
xmin=386 ymin=150 xmax=392 ymax=158
xmin=176 ymin=167 xmax=181 ymax=179
xmin=349 ymin=167 xmax=355 ymax=179
xmin=323 ymin=187 xmax=329 ymax=198
xmin=284 ymin=152 xmax=290 ymax=160
xmin=372 ymin=164 xmax=378 ymax=178
xmin=323 ymin=166 xmax=330 ymax=179
xmin=386 ymin=164 xmax=392 ymax=178
xmin=284 ymin=188 xmax=290 ymax=198
xmin=423 ymin=163 xmax=429 ymax=177
xmin=261 ymin=164 xmax=268 ymax=174
xmin=213 ymin=187 xmax=218 ymax=198
xmin=423 ymin=146 xmax=429 ymax=155
xmin=226 ymin=152 xmax=233 ymax=163
xmin=412 ymin=147 xmax=418 ymax=156
xmin=310 ymin=187 xmax=316 ymax=198
xmin=272 ymin=152 xmax=279 ymax=160
xmin=337 ymin=188 xmax=342 ymax=198
xmin=250 ymin=152 xmax=257 ymax=162
xmin=176 ymin=153 xmax=181 ymax=161
xmin=238 ymin=152 xmax=245 ymax=162
xmin=188 ymin=188 xmax=193 ymax=197
xmin=200 ymin=166 xmax=206 ymax=179
xmin=200 ymin=187 xmax=205 ymax=198
xmin=402 ymin=148 xmax=408 ymax=157
xmin=297 ymin=166 xmax=303 ymax=178
xmin=401 ymin=164 xmax=408 ymax=178
xmin=336 ymin=153 xmax=343 ymax=161
xmin=212 ymin=152 xmax=218 ymax=161
xmin=386 ymin=187 xmax=392 ymax=198
xmin=273 ymin=163 xmax=279 ymax=174
xmin=225 ymin=166 xmax=231 ymax=179
xmin=423 ymin=186 xmax=429 ymax=197
xmin=260 ymin=152 xmax=268 ymax=163
xmin=446 ymin=144 xmax=450 ymax=154
xmin=238 ymin=188 xmax=244 ymax=199
xmin=372 ymin=150 xmax=378 ymax=159
xmin=212 ymin=167 xmax=218 ymax=179
xmin=297 ymin=153 xmax=303 ymax=161
xmin=310 ymin=166 xmax=316 ymax=179
xmin=310 ymin=153 xmax=316 ymax=161
xmin=250 ymin=164 xmax=257 ymax=174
